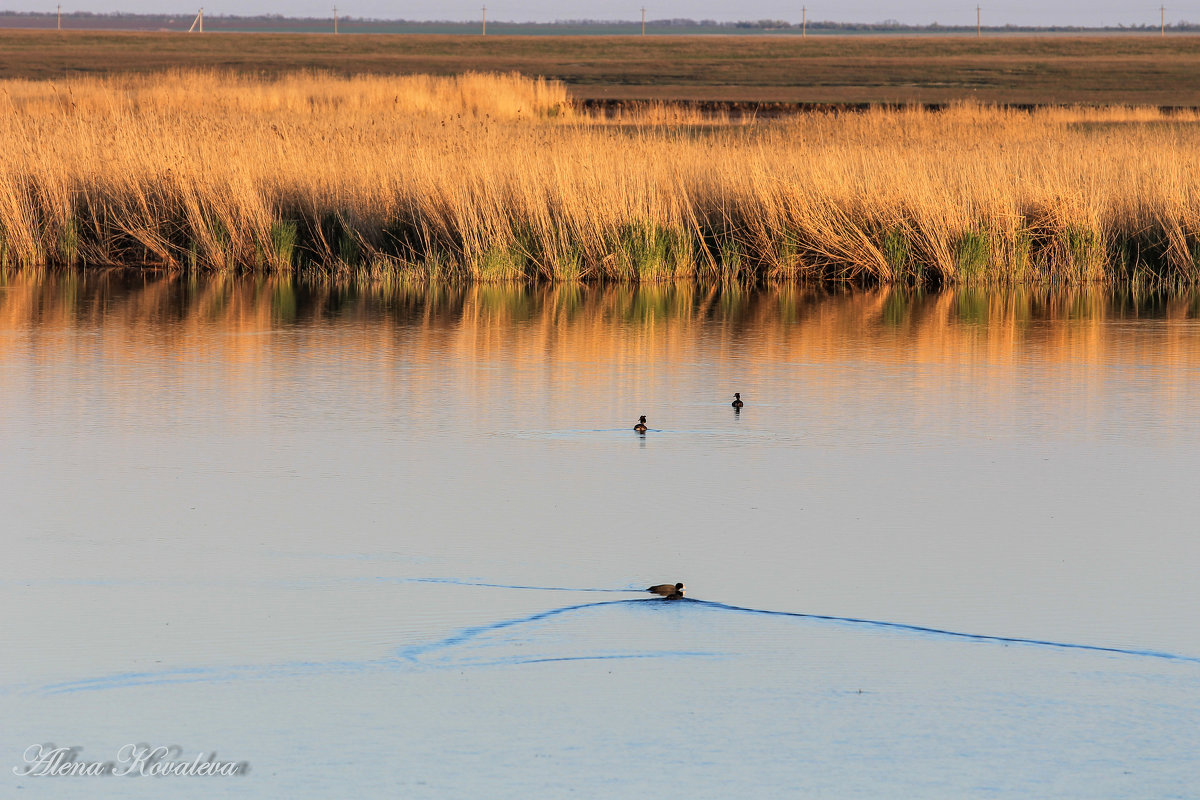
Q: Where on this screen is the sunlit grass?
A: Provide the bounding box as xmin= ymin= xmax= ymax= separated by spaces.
xmin=3 ymin=69 xmax=1200 ymax=284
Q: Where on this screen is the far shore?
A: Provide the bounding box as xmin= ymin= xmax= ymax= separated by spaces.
xmin=3 ymin=31 xmax=1200 ymax=105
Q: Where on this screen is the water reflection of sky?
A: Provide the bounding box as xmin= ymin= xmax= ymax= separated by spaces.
xmin=2 ymin=272 xmax=1199 ymax=798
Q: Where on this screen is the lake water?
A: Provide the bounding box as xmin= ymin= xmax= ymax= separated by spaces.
xmin=2 ymin=272 xmax=1199 ymax=798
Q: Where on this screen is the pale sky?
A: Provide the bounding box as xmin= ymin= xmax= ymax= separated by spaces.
xmin=34 ymin=1 xmax=1194 ymax=28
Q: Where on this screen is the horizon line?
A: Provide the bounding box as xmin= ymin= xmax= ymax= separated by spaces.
xmin=1 ymin=11 xmax=1196 ymax=30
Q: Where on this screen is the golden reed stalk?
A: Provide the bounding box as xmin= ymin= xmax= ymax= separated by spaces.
xmin=2 ymin=70 xmax=1199 ymax=284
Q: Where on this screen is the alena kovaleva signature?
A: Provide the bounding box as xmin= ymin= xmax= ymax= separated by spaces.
xmin=14 ymin=743 xmax=249 ymax=777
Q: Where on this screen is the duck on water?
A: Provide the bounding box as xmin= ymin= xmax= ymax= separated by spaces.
xmin=634 ymin=415 xmax=648 ymax=433
xmin=647 ymin=582 xmax=685 ymax=599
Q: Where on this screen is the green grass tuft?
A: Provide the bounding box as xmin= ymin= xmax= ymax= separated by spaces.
xmin=57 ymin=215 xmax=80 ymax=266
xmin=954 ymin=229 xmax=990 ymax=280
xmin=268 ymin=220 xmax=297 ymax=269
xmin=1060 ymin=225 xmax=1104 ymax=280
xmin=880 ymin=227 xmax=910 ymax=276
xmin=612 ymin=223 xmax=692 ymax=281
xmin=717 ymin=238 xmax=744 ymax=279
xmin=474 ymin=242 xmax=529 ymax=280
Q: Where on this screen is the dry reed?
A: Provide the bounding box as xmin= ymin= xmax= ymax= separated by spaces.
xmin=2 ymin=69 xmax=1200 ymax=284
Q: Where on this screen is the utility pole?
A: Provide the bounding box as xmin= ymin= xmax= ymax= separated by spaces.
xmin=56 ymin=4 xmax=61 ymax=30
xmin=976 ymin=4 xmax=981 ymax=37
xmin=482 ymin=5 xmax=486 ymax=35
xmin=1162 ymin=5 xmax=1166 ymax=36
xmin=641 ymin=7 xmax=645 ymax=36
xmin=333 ymin=5 xmax=338 ymax=34
xmin=802 ymin=6 xmax=807 ymax=38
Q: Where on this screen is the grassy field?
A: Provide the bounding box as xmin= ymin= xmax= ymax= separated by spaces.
xmin=3 ymin=70 xmax=1200 ymax=284
xmin=3 ymin=30 xmax=1200 ymax=105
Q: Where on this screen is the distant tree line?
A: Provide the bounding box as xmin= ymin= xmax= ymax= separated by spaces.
xmin=1 ymin=11 xmax=1197 ymax=32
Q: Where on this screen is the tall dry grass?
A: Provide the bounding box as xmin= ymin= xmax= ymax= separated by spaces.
xmin=2 ymin=69 xmax=1200 ymax=284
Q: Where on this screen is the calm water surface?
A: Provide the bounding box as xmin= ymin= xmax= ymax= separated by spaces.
xmin=2 ymin=273 xmax=1199 ymax=798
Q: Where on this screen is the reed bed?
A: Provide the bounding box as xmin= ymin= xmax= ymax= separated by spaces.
xmin=3 ymin=69 xmax=1200 ymax=284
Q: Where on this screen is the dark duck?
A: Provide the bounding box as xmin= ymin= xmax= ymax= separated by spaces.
xmin=647 ymin=582 xmax=685 ymax=599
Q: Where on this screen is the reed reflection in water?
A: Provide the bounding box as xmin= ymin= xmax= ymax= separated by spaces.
xmin=9 ymin=270 xmax=1200 ymax=363
xmin=5 ymin=270 xmax=1200 ymax=444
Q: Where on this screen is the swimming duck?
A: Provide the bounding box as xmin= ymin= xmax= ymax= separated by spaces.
xmin=647 ymin=582 xmax=685 ymax=599
xmin=732 ymin=392 xmax=744 ymax=408
xmin=634 ymin=415 xmax=648 ymax=433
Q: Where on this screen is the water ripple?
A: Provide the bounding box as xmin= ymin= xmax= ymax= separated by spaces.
xmin=409 ymin=578 xmax=633 ymax=592
xmin=695 ymin=600 xmax=1200 ymax=665
xmin=25 ymin=594 xmax=1200 ymax=697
